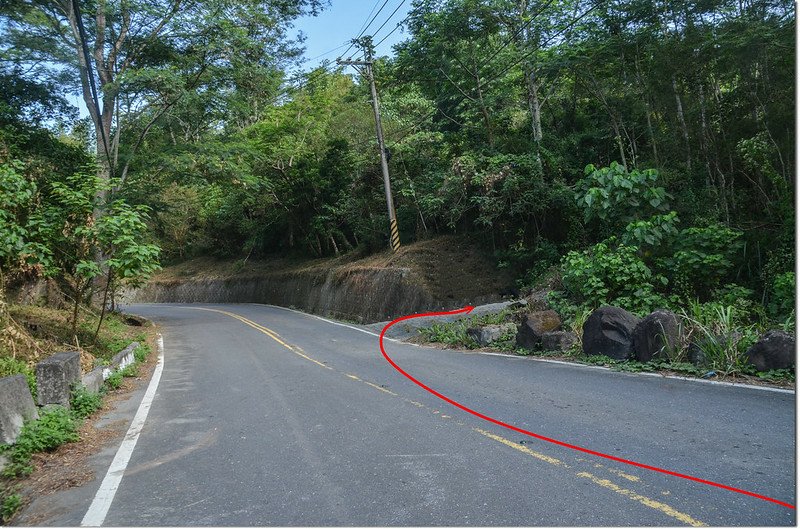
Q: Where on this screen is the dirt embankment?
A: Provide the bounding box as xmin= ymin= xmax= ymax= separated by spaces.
xmin=127 ymin=236 xmax=515 ymax=323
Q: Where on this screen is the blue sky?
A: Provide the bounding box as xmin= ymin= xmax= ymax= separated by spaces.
xmin=292 ymin=0 xmax=413 ymax=69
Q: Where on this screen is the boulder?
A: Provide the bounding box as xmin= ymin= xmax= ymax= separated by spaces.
xmin=687 ymin=342 xmax=706 ymax=366
xmin=541 ymin=331 xmax=578 ymax=352
xmin=466 ymin=324 xmax=516 ymax=347
xmin=515 ymin=310 xmax=562 ymax=350
xmin=582 ymin=306 xmax=641 ymax=360
xmin=745 ymin=331 xmax=796 ymax=372
xmin=0 ymin=375 xmax=38 ymax=444
xmin=632 ymin=310 xmax=681 ymax=362
xmin=123 ymin=314 xmax=147 ymax=327
xmin=36 ymin=351 xmax=81 ymax=407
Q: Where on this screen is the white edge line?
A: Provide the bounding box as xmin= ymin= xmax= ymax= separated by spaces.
xmin=80 ymin=334 xmax=166 ymax=527
xmin=251 ymin=303 xmax=794 ymax=395
xmin=485 ymin=355 xmax=796 ymax=394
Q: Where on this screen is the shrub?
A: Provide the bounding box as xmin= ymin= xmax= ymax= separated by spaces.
xmin=4 ymin=406 xmax=78 ymax=475
xmin=105 ymin=371 xmax=123 ymax=390
xmin=575 ymin=162 xmax=671 ymax=226
xmin=560 ymin=239 xmax=668 ymax=315
xmin=768 ymin=271 xmax=795 ymax=323
xmin=133 ymin=344 xmax=150 ymax=363
xmin=70 ymin=385 xmax=102 ymax=420
xmin=1 ymin=492 xmax=21 ymax=523
xmin=656 ymin=224 xmax=743 ymax=297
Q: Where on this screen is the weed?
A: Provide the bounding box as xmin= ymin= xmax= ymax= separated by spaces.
xmin=105 ymin=371 xmax=123 ymax=390
xmin=756 ymin=369 xmax=795 ymax=382
xmin=1 ymin=492 xmax=21 ymax=523
xmin=2 ymin=406 xmax=78 ymax=478
xmin=420 ymin=310 xmax=514 ymax=349
xmin=680 ymin=303 xmax=760 ymax=375
xmin=133 ymin=344 xmax=150 ymax=363
xmin=119 ymin=363 xmax=139 ymax=378
xmin=70 ymin=385 xmax=102 ymax=420
xmin=580 ymin=355 xmax=620 ymax=366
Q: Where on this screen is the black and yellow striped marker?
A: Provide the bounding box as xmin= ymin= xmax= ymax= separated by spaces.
xmin=389 ymin=218 xmax=400 ymax=252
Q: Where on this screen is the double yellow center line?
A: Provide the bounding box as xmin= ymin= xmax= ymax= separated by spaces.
xmin=186 ymin=306 xmax=708 ymax=527
xmin=189 ymin=307 xmax=332 ymax=370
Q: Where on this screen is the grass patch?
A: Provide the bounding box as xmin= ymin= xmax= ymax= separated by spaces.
xmin=69 ymin=385 xmax=103 ymax=420
xmin=5 ymin=305 xmax=145 ymax=364
xmin=420 ymin=310 xmax=515 ymax=349
xmin=133 ymin=344 xmax=150 ymax=363
xmin=1 ymin=491 xmax=21 ymax=523
xmin=119 ymin=363 xmax=139 ymax=378
xmin=1 ymin=406 xmax=78 ymax=479
xmin=105 ymin=371 xmax=123 ymax=390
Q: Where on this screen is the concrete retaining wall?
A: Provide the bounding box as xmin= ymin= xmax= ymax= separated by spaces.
xmin=128 ymin=267 xmax=499 ymax=323
xmin=82 ymin=341 xmax=140 ymax=393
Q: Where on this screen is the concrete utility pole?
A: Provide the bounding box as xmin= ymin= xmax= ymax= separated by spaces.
xmin=338 ymin=40 xmax=400 ymax=253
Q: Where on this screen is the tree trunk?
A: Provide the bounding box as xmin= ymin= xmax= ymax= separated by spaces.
xmin=672 ymin=74 xmax=691 ymax=171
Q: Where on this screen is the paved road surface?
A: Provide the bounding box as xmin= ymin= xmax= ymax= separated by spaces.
xmin=25 ymin=303 xmax=798 ymax=526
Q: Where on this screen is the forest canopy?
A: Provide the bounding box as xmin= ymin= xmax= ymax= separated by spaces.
xmin=0 ymin=0 xmax=795 ymax=325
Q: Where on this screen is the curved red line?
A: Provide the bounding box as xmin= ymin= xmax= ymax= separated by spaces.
xmin=379 ymin=306 xmax=795 ymax=510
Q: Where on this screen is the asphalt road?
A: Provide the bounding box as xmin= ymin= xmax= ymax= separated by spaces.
xmin=34 ymin=303 xmax=800 ymax=525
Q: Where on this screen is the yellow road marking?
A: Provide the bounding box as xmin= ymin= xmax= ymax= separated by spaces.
xmin=363 ymin=380 xmax=398 ymax=396
xmin=474 ymin=428 xmax=704 ymax=527
xmin=187 ymin=306 xmax=703 ymax=526
xmin=576 ymin=472 xmax=706 ymax=527
xmin=609 ymin=468 xmax=641 ymax=482
xmin=473 ymin=428 xmax=567 ymax=468
xmin=594 ymin=463 xmax=641 ymax=482
xmin=190 ymin=308 xmax=332 ymax=370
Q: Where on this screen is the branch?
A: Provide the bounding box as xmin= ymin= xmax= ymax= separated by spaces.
xmin=116 ymin=62 xmax=208 ymax=189
xmin=438 ymin=67 xmax=476 ymax=102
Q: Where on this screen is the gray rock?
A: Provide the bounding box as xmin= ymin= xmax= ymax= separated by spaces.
xmin=582 ymin=306 xmax=641 ymax=360
xmin=0 ymin=374 xmax=38 ymax=444
xmin=688 ymin=342 xmax=706 ymax=366
xmin=467 ymin=324 xmax=516 ymax=346
xmin=746 ymin=331 xmax=796 ymax=371
xmin=516 ymin=310 xmax=562 ymax=350
xmin=632 ymin=310 xmax=681 ymax=362
xmin=541 ymin=331 xmax=578 ymax=352
xmin=35 ymin=351 xmax=81 ymax=407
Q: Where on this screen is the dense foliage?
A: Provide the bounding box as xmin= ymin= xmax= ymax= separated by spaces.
xmin=0 ymin=0 xmax=795 ymax=329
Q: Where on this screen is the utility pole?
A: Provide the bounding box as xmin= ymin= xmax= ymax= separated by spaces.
xmin=338 ymin=38 xmax=400 ymax=253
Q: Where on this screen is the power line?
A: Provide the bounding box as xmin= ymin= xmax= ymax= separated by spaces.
xmin=482 ymin=0 xmax=604 ymax=89
xmin=373 ymin=21 xmax=403 ymax=48
xmin=339 ymin=0 xmax=392 ymax=59
xmin=370 ymin=0 xmax=408 ymax=42
xmin=475 ymin=0 xmax=559 ymax=75
xmin=305 ymin=41 xmax=350 ymax=62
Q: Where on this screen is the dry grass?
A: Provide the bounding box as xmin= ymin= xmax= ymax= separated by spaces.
xmin=149 ymin=234 xmax=515 ymax=305
xmin=2 ymin=304 xmax=149 ymax=369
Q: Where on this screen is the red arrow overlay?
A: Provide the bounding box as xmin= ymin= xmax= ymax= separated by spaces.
xmin=379 ymin=305 xmax=795 ymax=510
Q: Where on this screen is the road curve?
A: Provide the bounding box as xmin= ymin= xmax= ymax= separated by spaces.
xmin=36 ymin=303 xmax=800 ymax=525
